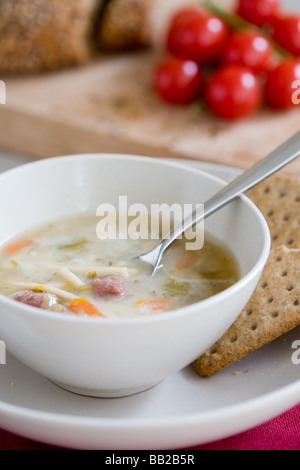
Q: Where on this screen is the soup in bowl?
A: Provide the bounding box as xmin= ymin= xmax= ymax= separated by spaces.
xmin=0 ymin=155 xmax=270 ymax=397
xmin=0 ymin=214 xmax=240 ymax=318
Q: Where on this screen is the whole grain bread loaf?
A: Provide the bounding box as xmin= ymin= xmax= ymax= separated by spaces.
xmin=0 ymin=0 xmax=101 ymax=74
xmin=97 ymin=0 xmax=197 ymax=50
xmin=0 ymin=0 xmax=197 ymax=74
xmin=96 ymin=0 xmax=152 ymax=50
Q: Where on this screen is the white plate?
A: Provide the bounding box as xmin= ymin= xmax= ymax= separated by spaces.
xmin=0 ymin=160 xmax=300 ymax=450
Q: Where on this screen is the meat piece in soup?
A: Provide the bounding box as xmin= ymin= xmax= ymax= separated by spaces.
xmin=93 ymin=275 xmax=127 ymax=297
xmin=14 ymin=290 xmax=61 ymax=309
xmin=0 ymin=215 xmax=239 ymax=318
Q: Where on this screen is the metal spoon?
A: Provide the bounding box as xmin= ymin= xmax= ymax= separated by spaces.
xmin=137 ymin=130 xmax=300 ymax=276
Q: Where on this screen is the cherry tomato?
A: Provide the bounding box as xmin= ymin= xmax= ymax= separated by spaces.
xmin=222 ymin=31 xmax=272 ymax=72
xmin=205 ymin=65 xmax=262 ymax=119
xmin=167 ymin=10 xmax=228 ymax=62
xmin=153 ymin=57 xmax=203 ymax=105
xmin=169 ymin=5 xmax=205 ymax=26
xmin=264 ymin=59 xmax=300 ymax=109
xmin=272 ymin=15 xmax=300 ymax=56
xmin=237 ymin=0 xmax=280 ymax=27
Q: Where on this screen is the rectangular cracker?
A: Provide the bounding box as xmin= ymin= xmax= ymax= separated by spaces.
xmin=194 ymin=245 xmax=300 ymax=377
xmin=194 ymin=173 xmax=300 ymax=377
xmin=247 ymin=173 xmax=300 ymax=249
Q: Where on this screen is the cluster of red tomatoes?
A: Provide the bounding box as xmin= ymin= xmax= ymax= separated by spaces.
xmin=153 ymin=0 xmax=300 ymax=120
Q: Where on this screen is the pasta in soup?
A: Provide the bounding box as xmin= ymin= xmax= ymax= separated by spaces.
xmin=0 ymin=214 xmax=239 ymax=318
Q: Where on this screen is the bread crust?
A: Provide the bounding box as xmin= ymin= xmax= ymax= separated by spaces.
xmin=97 ymin=0 xmax=201 ymax=50
xmin=0 ymin=0 xmax=100 ymax=74
xmin=97 ymin=0 xmax=152 ymax=50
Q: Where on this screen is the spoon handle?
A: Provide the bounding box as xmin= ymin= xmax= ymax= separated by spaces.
xmin=160 ymin=130 xmax=300 ymax=254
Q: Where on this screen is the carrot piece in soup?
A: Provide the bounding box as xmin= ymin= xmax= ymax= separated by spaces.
xmin=4 ymin=239 xmax=32 ymax=254
xmin=69 ymin=298 xmax=105 ymax=317
xmin=135 ymin=299 xmax=170 ymax=311
xmin=176 ymin=252 xmax=196 ymax=270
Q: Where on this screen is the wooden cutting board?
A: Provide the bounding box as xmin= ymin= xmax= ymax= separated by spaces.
xmin=0 ymin=50 xmax=300 ymax=174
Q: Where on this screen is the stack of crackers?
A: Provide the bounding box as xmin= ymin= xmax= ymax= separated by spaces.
xmin=194 ymin=172 xmax=300 ymax=377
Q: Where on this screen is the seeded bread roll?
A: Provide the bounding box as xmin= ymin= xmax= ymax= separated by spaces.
xmin=97 ymin=0 xmax=152 ymax=50
xmin=97 ymin=0 xmax=198 ymax=50
xmin=0 ymin=0 xmax=101 ymax=74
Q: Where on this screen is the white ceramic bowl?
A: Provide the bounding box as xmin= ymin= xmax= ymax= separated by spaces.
xmin=0 ymin=155 xmax=270 ymax=397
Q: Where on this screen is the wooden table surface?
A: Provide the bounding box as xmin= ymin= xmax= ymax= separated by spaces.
xmin=0 ymin=51 xmax=299 ymax=176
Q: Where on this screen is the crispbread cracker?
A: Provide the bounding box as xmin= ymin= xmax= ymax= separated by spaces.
xmin=194 ymin=172 xmax=300 ymax=377
xmin=247 ymin=173 xmax=300 ymax=249
xmin=194 ymin=246 xmax=300 ymax=377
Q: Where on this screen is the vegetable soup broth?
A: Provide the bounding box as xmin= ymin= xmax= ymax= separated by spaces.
xmin=0 ymin=214 xmax=239 ymax=318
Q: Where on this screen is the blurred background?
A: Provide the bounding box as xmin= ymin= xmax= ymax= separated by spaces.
xmin=0 ymin=0 xmax=299 ymax=174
